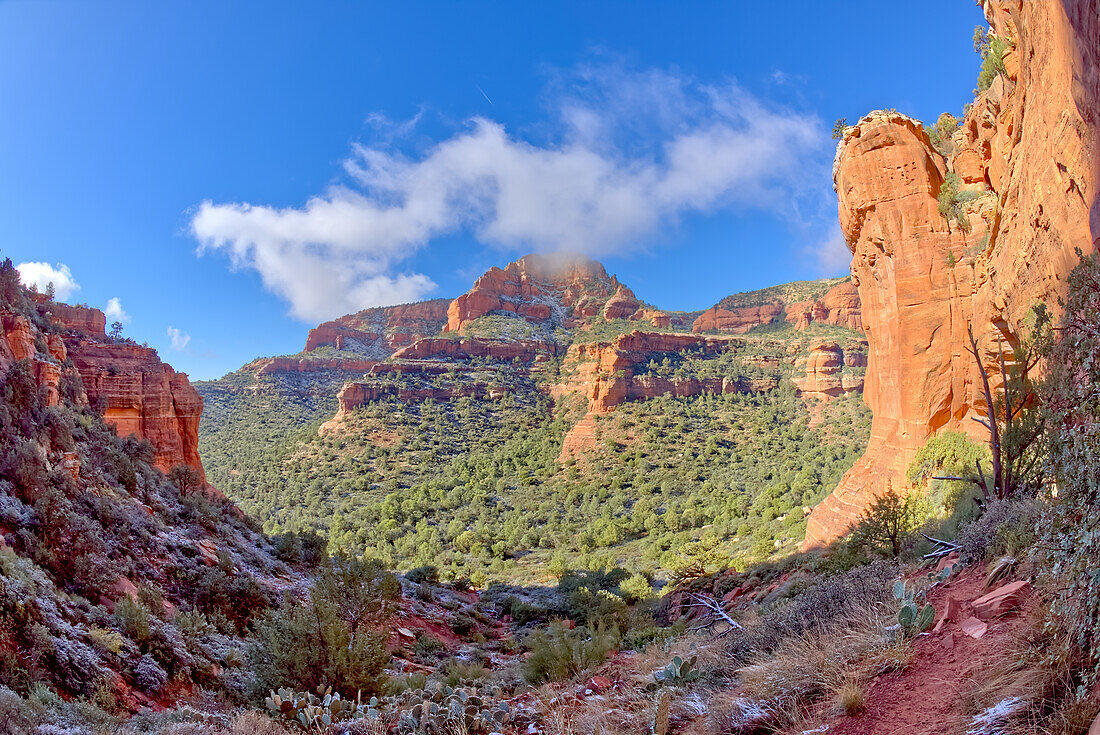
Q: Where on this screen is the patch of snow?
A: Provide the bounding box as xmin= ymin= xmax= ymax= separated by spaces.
xmin=966 ymin=697 xmax=1025 ymax=735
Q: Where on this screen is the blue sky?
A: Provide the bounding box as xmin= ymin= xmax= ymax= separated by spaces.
xmin=0 ymin=1 xmax=985 ymax=379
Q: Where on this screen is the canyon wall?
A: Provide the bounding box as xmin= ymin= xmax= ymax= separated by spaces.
xmin=804 ymin=0 xmax=1099 ymax=548
xmin=444 ymin=253 xmax=674 ymax=333
xmin=303 ymin=299 xmax=450 ymax=354
xmin=53 ymin=305 xmax=208 ymax=483
xmin=2 ymin=299 xmax=209 ymax=485
xmin=692 ymin=279 xmax=862 ymax=333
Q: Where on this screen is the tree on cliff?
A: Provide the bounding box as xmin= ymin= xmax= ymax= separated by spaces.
xmin=965 ymin=308 xmax=1050 ymax=502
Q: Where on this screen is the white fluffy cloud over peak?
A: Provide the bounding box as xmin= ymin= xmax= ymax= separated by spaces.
xmin=16 ymin=262 xmax=80 ymax=300
xmin=104 ymin=297 xmax=130 ymax=324
xmin=191 ymin=66 xmax=825 ymax=323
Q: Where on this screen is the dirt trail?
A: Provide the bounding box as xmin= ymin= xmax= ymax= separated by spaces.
xmin=817 ymin=568 xmax=1033 ymax=735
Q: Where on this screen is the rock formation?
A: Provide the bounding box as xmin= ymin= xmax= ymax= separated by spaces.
xmin=792 ymin=342 xmax=866 ymax=402
xmin=555 ymin=331 xmax=781 ymax=459
xmin=1 ymin=299 xmax=210 ymax=486
xmin=242 ymin=356 xmax=379 ymax=375
xmin=804 ymin=0 xmax=1099 ymax=548
xmin=304 ymin=299 xmax=450 ymax=355
xmin=444 ymin=253 xmax=662 ymax=333
xmin=692 ymin=278 xmax=863 ymax=334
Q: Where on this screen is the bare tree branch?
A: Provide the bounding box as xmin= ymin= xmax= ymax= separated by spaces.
xmin=683 ymin=593 xmax=744 ymax=638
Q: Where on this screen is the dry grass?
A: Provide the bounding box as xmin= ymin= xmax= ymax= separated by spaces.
xmin=730 ymin=602 xmax=900 ymax=731
xmin=957 ymin=600 xmax=1100 ymax=735
xmin=531 ymin=632 xmax=727 ymax=735
xmin=835 ymin=680 xmax=865 ymax=716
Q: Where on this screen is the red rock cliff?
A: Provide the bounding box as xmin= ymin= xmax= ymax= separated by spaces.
xmin=692 ymin=279 xmax=863 ymax=334
xmin=56 ymin=307 xmax=208 ymax=483
xmin=2 ymin=300 xmax=209 ymax=486
xmin=804 ymin=0 xmax=1099 ymax=548
xmin=304 ymin=299 xmax=450 ymax=355
xmin=445 ymin=254 xmax=660 ymax=333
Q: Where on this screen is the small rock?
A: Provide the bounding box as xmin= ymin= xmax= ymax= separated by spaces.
xmin=941 ymin=594 xmax=964 ymax=623
xmin=972 ymin=580 xmax=1029 ymax=621
xmin=959 ymin=616 xmax=988 ymax=639
xmin=587 ymin=675 xmax=612 ymax=693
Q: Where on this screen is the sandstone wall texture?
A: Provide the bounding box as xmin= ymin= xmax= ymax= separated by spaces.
xmin=444 ymin=253 xmax=669 ymax=334
xmin=804 ymin=0 xmax=1099 ymax=548
xmin=303 ymin=299 xmax=450 ymax=355
xmin=2 ymin=301 xmax=210 ymax=487
xmin=692 ymin=279 xmax=862 ymax=334
xmin=56 ymin=306 xmax=208 ymax=483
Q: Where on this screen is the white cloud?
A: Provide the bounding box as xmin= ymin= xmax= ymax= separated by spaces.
xmin=810 ymin=225 xmax=853 ymax=275
xmin=191 ymin=65 xmax=826 ymax=322
xmin=166 ymin=326 xmax=190 ymax=351
xmin=16 ymin=262 xmax=80 ymax=300
xmin=104 ymin=297 xmax=131 ymax=324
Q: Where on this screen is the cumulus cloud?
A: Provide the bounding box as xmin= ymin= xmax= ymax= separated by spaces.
xmin=191 ymin=65 xmax=826 ymax=322
xmin=16 ymin=262 xmax=80 ymax=300
xmin=104 ymin=297 xmax=131 ymax=324
xmin=167 ymin=326 xmax=190 ymax=351
xmin=810 ymin=225 xmax=853 ymax=275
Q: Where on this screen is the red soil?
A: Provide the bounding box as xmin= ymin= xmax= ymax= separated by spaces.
xmin=823 ymin=567 xmax=1035 ymax=735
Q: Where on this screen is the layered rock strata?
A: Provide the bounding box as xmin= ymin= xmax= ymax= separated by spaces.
xmin=804 ymin=0 xmax=1099 ymax=548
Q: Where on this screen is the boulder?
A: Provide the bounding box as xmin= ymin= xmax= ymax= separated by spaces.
xmin=971 ymin=580 xmax=1029 ymax=620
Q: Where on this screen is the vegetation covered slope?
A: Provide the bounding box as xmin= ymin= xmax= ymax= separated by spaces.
xmin=0 ymin=258 xmax=290 ymax=714
xmin=197 ymin=316 xmax=871 ymax=585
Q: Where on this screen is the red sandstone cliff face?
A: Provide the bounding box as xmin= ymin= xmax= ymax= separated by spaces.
xmin=555 ymin=331 xmax=782 ymax=459
xmin=0 ymin=310 xmax=67 ymax=407
xmin=792 ymin=342 xmax=866 ymax=402
xmin=1 ymin=300 xmax=209 ymax=486
xmin=692 ymin=279 xmax=863 ymax=334
xmin=304 ymin=299 xmax=450 ymax=355
xmin=804 ymin=0 xmax=1099 ymax=548
xmin=242 ymin=356 xmax=378 ymax=375
xmin=444 ymin=254 xmax=665 ymax=334
xmin=390 ymin=336 xmax=553 ymax=363
xmin=321 ymin=336 xmax=556 ymax=428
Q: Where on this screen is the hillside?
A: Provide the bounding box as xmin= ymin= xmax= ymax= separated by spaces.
xmin=197 ymin=261 xmax=870 ymax=583
xmin=0 ymin=258 xmax=295 ymax=716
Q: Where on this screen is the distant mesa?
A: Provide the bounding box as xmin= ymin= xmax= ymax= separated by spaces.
xmin=692 ymin=278 xmax=862 ymax=334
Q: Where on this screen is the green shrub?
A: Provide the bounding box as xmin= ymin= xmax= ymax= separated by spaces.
xmin=522 ymin=620 xmax=618 ymax=683
xmin=937 ymin=172 xmax=972 ymax=232
xmin=974 ymin=27 xmax=1013 ymax=91
xmin=850 ymin=487 xmax=919 ymax=557
xmin=250 ymin=554 xmax=399 ymax=697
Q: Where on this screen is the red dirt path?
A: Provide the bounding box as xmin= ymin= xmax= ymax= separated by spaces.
xmin=807 ymin=567 xmax=1034 ymax=735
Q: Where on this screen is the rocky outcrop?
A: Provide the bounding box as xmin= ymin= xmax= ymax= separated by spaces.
xmin=2 ymin=300 xmax=209 ymax=486
xmin=321 ymin=337 xmax=555 ymax=426
xmin=330 ymin=374 xmax=509 ymax=419
xmin=68 ymin=339 xmax=207 ymax=483
xmin=792 ymin=342 xmax=865 ymax=401
xmin=692 ymin=303 xmax=786 ymax=334
xmin=631 ymin=309 xmax=672 ymax=328
xmin=804 ymin=0 xmax=1099 ymax=548
xmin=556 ymin=331 xmax=780 ymax=459
xmin=0 ymin=310 xmax=67 ymax=407
xmin=445 ymin=254 xmax=637 ymax=333
xmin=242 ymin=356 xmax=378 ymax=375
xmin=304 ymin=299 xmax=449 ymax=355
xmin=601 ymin=285 xmax=641 ymax=320
xmin=49 ymin=306 xmax=208 ymax=483
xmin=42 ymin=301 xmax=107 ymax=336
xmin=693 ymin=278 xmax=863 ymax=334
xmin=390 ymin=337 xmax=553 ymax=363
